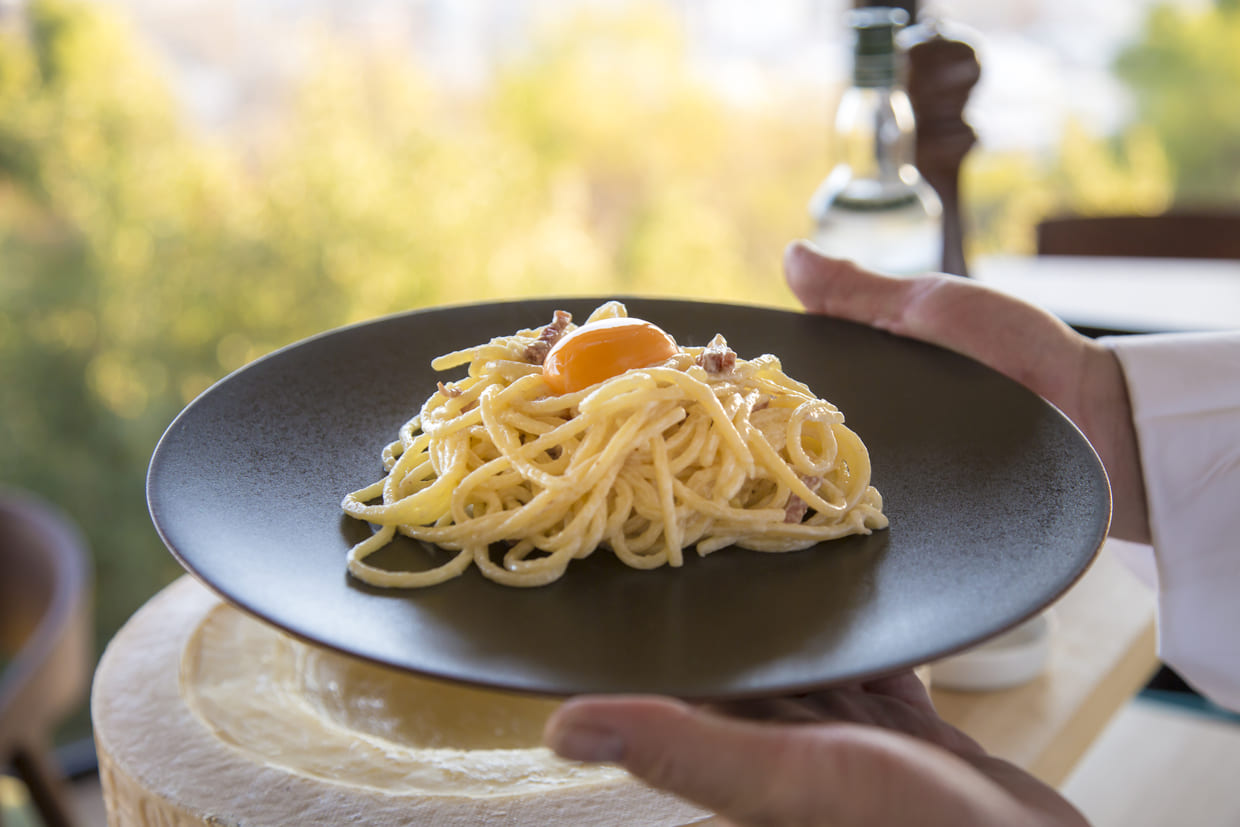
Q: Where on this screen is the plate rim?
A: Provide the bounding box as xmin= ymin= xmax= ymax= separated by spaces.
xmin=147 ymin=295 xmax=1112 ymax=699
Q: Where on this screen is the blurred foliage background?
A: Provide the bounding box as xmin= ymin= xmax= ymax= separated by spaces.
xmin=1 ymin=0 xmax=1237 ymax=742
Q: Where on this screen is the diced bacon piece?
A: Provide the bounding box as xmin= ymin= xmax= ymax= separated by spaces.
xmin=523 ymin=310 xmax=573 ymax=365
xmin=696 ymin=333 xmax=736 ymax=374
xmin=784 ymin=475 xmax=822 ymax=523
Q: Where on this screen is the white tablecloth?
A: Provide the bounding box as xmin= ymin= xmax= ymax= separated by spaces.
xmin=971 ymin=255 xmax=1240 ymax=334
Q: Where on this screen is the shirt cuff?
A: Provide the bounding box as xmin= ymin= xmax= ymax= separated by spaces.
xmin=1103 ymin=332 xmax=1240 ymax=711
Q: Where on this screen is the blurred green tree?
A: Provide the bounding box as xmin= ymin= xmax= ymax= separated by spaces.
xmin=960 ymin=0 xmax=1240 ymax=254
xmin=960 ymin=0 xmax=1240 ymax=253
xmin=1115 ymin=0 xmax=1240 ymax=204
xmin=1 ymin=0 xmax=822 ymax=731
xmin=2 ymin=0 xmax=1232 ymax=752
xmin=963 ymin=121 xmax=1174 ymax=254
xmin=1 ymin=0 xmax=199 ymax=660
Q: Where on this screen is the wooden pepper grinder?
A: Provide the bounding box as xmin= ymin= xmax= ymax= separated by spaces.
xmin=901 ymin=14 xmax=981 ymax=276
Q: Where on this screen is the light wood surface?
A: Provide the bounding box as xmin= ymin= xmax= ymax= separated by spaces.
xmin=1062 ymin=697 xmax=1240 ymax=826
xmin=931 ymin=541 xmax=1159 ymax=786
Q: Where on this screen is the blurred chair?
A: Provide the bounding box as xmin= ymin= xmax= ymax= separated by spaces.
xmin=0 ymin=490 xmax=92 ymax=827
xmin=1036 ymin=210 xmax=1240 ymax=260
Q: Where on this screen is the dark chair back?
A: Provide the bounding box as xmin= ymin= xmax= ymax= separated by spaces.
xmin=1036 ymin=211 xmax=1240 ymax=260
xmin=0 ymin=490 xmax=92 ymax=827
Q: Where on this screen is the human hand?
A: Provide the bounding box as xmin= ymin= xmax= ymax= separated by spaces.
xmin=783 ymin=241 xmax=1149 ymax=543
xmin=544 ymin=672 xmax=1089 ymax=826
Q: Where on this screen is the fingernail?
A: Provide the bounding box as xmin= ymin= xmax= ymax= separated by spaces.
xmin=548 ymin=722 xmax=626 ymax=763
xmin=794 ymin=238 xmax=826 ymax=258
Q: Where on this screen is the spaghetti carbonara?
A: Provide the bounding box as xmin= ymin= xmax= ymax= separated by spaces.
xmin=342 ymin=301 xmax=887 ymax=588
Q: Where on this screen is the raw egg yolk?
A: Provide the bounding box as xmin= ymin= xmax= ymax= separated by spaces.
xmin=543 ymin=317 xmax=679 ymax=394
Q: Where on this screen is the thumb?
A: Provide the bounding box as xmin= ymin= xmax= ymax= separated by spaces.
xmin=783 ymin=240 xmax=926 ymax=333
xmin=783 ymin=239 xmax=1086 ymax=398
xmin=544 ymin=696 xmax=1020 ymax=827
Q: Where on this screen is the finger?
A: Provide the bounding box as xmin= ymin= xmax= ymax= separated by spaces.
xmin=545 ymin=695 xmax=1028 ymax=827
xmin=783 ymin=240 xmax=927 ymax=335
xmin=783 ymin=240 xmax=1088 ymax=411
xmin=546 ymin=695 xmax=844 ymax=823
xmin=784 ymin=243 xmax=1149 ymax=543
xmin=859 ymin=670 xmax=936 ymax=714
xmin=831 ymin=690 xmax=986 ymax=757
xmin=784 ymin=239 xmax=1069 ymax=352
xmin=705 ymin=696 xmax=826 ymax=724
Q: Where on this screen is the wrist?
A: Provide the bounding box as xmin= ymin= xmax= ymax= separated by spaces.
xmin=1074 ymin=341 xmax=1150 ymax=543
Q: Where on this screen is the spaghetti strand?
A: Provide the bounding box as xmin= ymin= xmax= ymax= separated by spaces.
xmin=342 ymin=303 xmax=887 ymax=588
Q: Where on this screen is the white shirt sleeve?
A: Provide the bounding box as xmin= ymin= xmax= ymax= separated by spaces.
xmin=1103 ymin=331 xmax=1240 ymax=712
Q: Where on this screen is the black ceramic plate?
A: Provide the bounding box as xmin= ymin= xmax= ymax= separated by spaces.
xmin=147 ymin=297 xmax=1110 ymax=699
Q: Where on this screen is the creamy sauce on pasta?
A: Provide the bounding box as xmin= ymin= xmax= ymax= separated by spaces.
xmin=342 ymin=301 xmax=887 ymax=588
